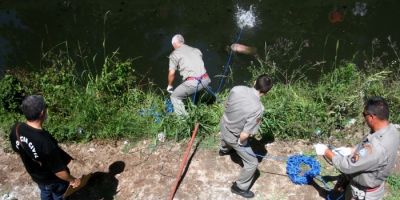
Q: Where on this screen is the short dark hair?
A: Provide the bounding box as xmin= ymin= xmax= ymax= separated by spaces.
xmin=21 ymin=95 xmax=46 ymax=120
xmin=364 ymin=96 xmax=389 ymax=120
xmin=254 ymin=74 xmax=273 ymax=94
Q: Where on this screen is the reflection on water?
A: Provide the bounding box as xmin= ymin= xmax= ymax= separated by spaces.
xmin=0 ymin=0 xmax=399 ymax=87
xmin=0 ymin=9 xmax=28 ymax=29
xmin=0 ymin=9 xmax=28 ymax=70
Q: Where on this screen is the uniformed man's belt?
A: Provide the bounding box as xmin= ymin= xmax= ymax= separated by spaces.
xmin=365 ymin=185 xmax=381 ymax=192
xmin=353 ymin=182 xmax=381 ymax=192
xmin=186 ymin=73 xmax=208 ymax=81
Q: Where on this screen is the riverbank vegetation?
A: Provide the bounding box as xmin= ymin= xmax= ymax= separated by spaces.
xmin=1 ymin=40 xmax=400 ymax=199
xmin=1 ymin=46 xmax=399 ymax=143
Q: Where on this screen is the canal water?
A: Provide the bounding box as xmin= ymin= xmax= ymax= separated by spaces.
xmin=1 ymin=0 xmax=399 ymax=88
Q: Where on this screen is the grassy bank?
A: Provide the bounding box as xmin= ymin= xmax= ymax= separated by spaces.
xmin=0 ymin=51 xmax=399 ymax=143
xmin=0 ymin=54 xmax=225 ymax=142
xmin=1 ymin=48 xmax=400 ymax=199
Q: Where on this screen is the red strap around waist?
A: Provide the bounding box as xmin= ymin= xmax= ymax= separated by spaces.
xmin=353 ymin=182 xmax=382 ymax=193
xmin=366 ymin=184 xmax=381 ymax=192
xmin=186 ymin=73 xmax=208 ymax=81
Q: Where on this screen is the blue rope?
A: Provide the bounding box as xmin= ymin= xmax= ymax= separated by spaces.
xmin=240 ymin=146 xmax=288 ymax=161
xmin=165 ymin=99 xmax=174 ymax=113
xmin=286 ymin=155 xmax=321 ymax=185
xmin=216 ymin=28 xmax=243 ymax=93
xmin=191 ymin=79 xmax=218 ymax=103
xmin=314 ymin=175 xmax=333 ymax=191
xmin=239 ymin=146 xmax=344 ymax=199
xmin=138 ymin=107 xmax=162 ymax=123
xmin=192 ymin=80 xmax=200 ymax=103
xmin=190 ymin=28 xmax=244 ymax=103
xmin=327 ymin=191 xmax=344 ymax=200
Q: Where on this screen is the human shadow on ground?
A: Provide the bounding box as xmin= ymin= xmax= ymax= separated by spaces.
xmin=69 ymin=161 xmax=125 ymax=200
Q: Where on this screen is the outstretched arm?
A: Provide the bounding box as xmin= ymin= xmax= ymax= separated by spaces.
xmin=168 ymin=69 xmax=176 ymax=87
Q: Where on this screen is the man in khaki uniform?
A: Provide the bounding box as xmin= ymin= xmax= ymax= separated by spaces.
xmin=219 ymin=74 xmax=273 ymax=198
xmin=167 ymin=34 xmax=211 ymax=116
xmin=314 ymin=96 xmax=400 ymax=200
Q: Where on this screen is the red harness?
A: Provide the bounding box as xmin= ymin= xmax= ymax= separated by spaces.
xmin=366 ymin=184 xmax=381 ymax=192
xmin=185 ymin=73 xmax=209 ymax=81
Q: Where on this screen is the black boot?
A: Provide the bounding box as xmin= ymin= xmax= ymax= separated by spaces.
xmin=218 ymin=149 xmax=231 ymax=156
xmin=230 ymin=182 xmax=254 ymax=198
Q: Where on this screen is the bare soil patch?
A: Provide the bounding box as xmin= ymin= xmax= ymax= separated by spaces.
xmin=1 ymin=135 xmax=399 ymax=200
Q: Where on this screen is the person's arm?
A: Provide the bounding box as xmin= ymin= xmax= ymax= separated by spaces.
xmin=168 ymin=69 xmax=175 ymax=87
xmin=239 ymin=110 xmax=262 ymax=146
xmin=329 ymin=145 xmax=380 ymax=174
xmin=238 ymin=132 xmax=250 ymax=145
xmin=324 ymin=147 xmax=354 ymax=160
xmin=324 ymin=149 xmax=335 ymax=161
xmin=55 ymin=170 xmax=81 ymax=188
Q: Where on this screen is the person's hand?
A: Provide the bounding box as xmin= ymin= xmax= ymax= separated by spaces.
xmin=238 ymin=138 xmax=248 ymax=147
xmin=70 ymin=178 xmax=81 ymax=188
xmin=167 ymin=85 xmax=174 ymax=94
xmin=313 ymin=143 xmax=328 ymax=155
xmin=333 ymin=147 xmax=352 ymax=156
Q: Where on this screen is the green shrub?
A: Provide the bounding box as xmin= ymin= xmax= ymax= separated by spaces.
xmin=1 ymin=48 xmax=399 ymax=142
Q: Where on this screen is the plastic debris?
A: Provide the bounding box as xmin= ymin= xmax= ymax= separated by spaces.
xmin=77 ymin=127 xmax=84 ymax=135
xmin=158 ymin=132 xmax=166 ymax=142
xmin=314 ymin=128 xmax=322 ymax=136
xmin=345 ymin=118 xmax=356 ymax=128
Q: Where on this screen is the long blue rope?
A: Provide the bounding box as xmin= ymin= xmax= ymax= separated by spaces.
xmin=240 ymin=146 xmax=344 ymax=200
xmin=192 ymin=80 xmax=217 ymax=103
xmin=191 ymin=28 xmax=244 ymax=103
xmin=192 ymin=80 xmax=200 ymax=103
xmin=216 ymin=28 xmax=243 ymax=93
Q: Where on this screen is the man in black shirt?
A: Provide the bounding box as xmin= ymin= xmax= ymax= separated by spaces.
xmin=9 ymin=95 xmax=80 ymax=200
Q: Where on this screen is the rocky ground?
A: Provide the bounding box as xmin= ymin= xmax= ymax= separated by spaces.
xmin=1 ymin=132 xmax=399 ymax=200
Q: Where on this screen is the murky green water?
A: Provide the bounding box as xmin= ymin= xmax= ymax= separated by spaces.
xmin=1 ymin=0 xmax=400 ymax=87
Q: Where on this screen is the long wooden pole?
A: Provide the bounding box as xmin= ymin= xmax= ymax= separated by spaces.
xmin=168 ymin=123 xmax=200 ymax=200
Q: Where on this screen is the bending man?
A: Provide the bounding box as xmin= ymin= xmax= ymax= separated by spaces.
xmin=314 ymin=96 xmax=400 ymax=200
xmin=167 ymin=34 xmax=211 ymax=116
xmin=219 ymin=74 xmax=273 ymax=198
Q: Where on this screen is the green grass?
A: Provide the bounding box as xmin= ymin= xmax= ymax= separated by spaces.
xmin=385 ymin=175 xmax=400 ymax=199
xmin=1 ymin=42 xmax=400 ymax=143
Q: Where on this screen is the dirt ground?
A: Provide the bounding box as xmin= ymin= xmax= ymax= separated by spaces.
xmin=1 ymin=133 xmax=399 ymax=200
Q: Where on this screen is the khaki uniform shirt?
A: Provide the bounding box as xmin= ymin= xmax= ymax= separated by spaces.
xmin=220 ymin=86 xmax=264 ymax=139
xmin=169 ymin=44 xmax=206 ymax=80
xmin=332 ymin=124 xmax=400 ymax=188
